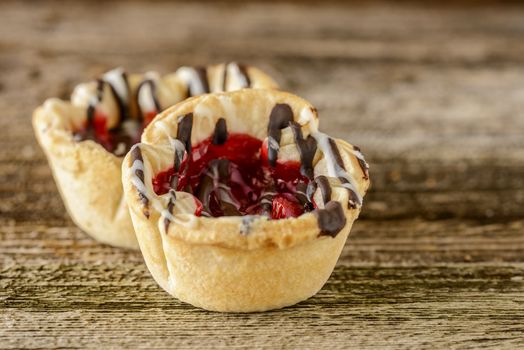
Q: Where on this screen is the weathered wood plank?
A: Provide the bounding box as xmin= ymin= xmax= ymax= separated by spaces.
xmin=2 ymin=264 xmax=524 ymax=349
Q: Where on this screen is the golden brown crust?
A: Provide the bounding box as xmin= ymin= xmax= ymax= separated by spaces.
xmin=33 ymin=100 xmax=138 ymax=249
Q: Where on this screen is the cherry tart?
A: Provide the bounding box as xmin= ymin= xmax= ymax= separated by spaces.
xmin=33 ymin=64 xmax=278 ymax=249
xmin=122 ymin=89 xmax=370 ymax=312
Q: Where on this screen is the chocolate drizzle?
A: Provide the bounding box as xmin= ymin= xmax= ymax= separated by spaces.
xmin=237 ymin=64 xmax=251 ymax=87
xmin=164 ymin=113 xmax=194 ymax=229
xmin=290 ymin=122 xmax=317 ymax=179
xmin=196 ymin=159 xmax=241 ymax=216
xmin=136 ymin=79 xmax=161 ymax=119
xmin=130 ymin=146 xmax=150 ymax=218
xmin=307 ymin=175 xmax=332 ymax=205
xmin=174 ymin=113 xmax=194 ymax=171
xmin=86 ymin=79 xmax=105 ymax=124
xmin=164 ymin=190 xmax=176 ymax=232
xmin=295 ymin=181 xmax=309 ymax=206
xmin=222 ymin=63 xmax=251 ymax=91
xmin=267 ymin=104 xmax=294 ymax=167
xmin=79 ymin=71 xmax=137 ymax=155
xmin=103 ymin=71 xmax=130 ymax=122
xmin=327 ymin=138 xmax=360 ymax=209
xmin=259 ymin=183 xmax=276 ymax=218
xmin=315 ymin=201 xmax=346 ymax=237
xmin=212 ymin=118 xmax=228 ymax=145
xmin=222 ymin=65 xmax=228 ymax=91
xmin=328 ymin=138 xmax=345 ymax=171
xmin=188 ymin=67 xmax=210 ymax=96
xmin=115 ymin=71 xmax=130 ymax=121
xmin=353 ymin=145 xmax=370 ymax=180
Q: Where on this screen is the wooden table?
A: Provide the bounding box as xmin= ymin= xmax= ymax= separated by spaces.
xmin=1 ymin=1 xmax=523 ymax=348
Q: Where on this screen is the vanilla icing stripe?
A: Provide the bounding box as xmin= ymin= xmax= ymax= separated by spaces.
xmin=129 ymin=145 xmax=198 ymax=230
xmin=130 ymin=146 xmax=150 ymax=218
xmin=295 ymin=181 xmax=310 ymax=206
xmin=164 ymin=112 xmax=194 ymax=223
xmin=102 ymin=68 xmax=130 ymax=122
xmin=235 ymin=63 xmax=251 ymax=87
xmin=351 ymin=145 xmax=370 ymax=180
xmin=267 ymin=104 xmax=294 ymax=167
xmin=311 ymin=130 xmax=363 ymax=209
xmin=307 ymin=175 xmax=332 ymax=206
xmin=178 ymin=67 xmax=210 ymax=96
xmin=136 ymin=79 xmax=161 ymax=119
xmin=164 ymin=190 xmax=176 ymax=232
xmin=86 ymin=79 xmax=104 ymax=124
xmin=290 ymin=122 xmax=317 ymax=180
xmin=259 ymin=183 xmax=276 ymax=218
xmin=222 ymin=62 xmax=251 ymax=91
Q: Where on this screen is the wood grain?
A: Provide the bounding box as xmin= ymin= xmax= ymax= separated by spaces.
xmin=2 ymin=219 xmax=524 ymax=349
xmin=1 ymin=1 xmax=524 ymax=349
xmin=2 ymin=264 xmax=524 ymax=349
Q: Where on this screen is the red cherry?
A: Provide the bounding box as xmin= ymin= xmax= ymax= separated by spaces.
xmin=260 ymin=138 xmax=269 ymax=164
xmin=271 ymin=195 xmax=303 ymax=219
xmin=152 ymin=169 xmax=171 ymax=195
xmin=143 ymin=110 xmax=158 ymax=127
xmin=152 ymin=133 xmax=309 ymax=218
xmin=193 ymin=197 xmax=203 ymax=216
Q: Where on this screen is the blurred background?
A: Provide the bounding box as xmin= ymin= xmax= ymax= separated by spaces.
xmin=2 ymin=1 xmax=523 ymax=225
xmin=1 ymin=1 xmax=524 ymax=348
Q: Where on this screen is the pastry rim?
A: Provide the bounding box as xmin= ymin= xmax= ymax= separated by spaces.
xmin=122 ymin=89 xmax=370 ymax=251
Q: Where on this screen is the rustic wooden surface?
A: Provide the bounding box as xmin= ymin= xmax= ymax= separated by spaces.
xmin=1 ymin=1 xmax=524 ymax=349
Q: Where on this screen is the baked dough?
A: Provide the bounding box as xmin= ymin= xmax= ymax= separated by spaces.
xmin=122 ymin=89 xmax=370 ymax=311
xmin=33 ymin=64 xmax=278 ymax=249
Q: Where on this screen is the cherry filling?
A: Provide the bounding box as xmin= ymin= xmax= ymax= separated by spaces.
xmin=153 ymin=133 xmax=312 ymax=219
xmin=74 ymin=110 xmax=155 ymax=156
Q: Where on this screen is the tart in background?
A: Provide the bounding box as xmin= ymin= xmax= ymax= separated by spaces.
xmin=33 ymin=63 xmax=278 ymax=249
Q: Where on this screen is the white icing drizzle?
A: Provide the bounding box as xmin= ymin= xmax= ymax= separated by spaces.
xmin=71 ymin=83 xmax=98 ymax=109
xmin=103 ymin=67 xmax=128 ymax=104
xmin=348 ymin=147 xmax=369 ymax=172
xmin=128 ymin=145 xmax=198 ymax=231
xmin=226 ymin=62 xmax=249 ymax=90
xmin=296 ymin=106 xmax=366 ymax=207
xmin=177 ymin=67 xmax=206 ymax=95
xmin=160 ymin=203 xmax=197 ymax=232
xmin=137 ymin=80 xmax=157 ymax=113
xmin=172 ymin=139 xmax=185 ymax=155
xmin=114 ymin=142 xmax=126 ymax=156
xmin=154 ymin=119 xmax=176 ymax=148
xmin=129 ymin=156 xmax=148 ymax=195
xmin=298 ymin=106 xmax=315 ymax=126
xmin=268 ymin=136 xmax=280 ymax=152
xmin=312 ymin=130 xmax=363 ymax=207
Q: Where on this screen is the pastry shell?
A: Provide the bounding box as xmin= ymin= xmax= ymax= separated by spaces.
xmin=122 ymin=89 xmax=370 ymax=311
xmin=33 ymin=64 xmax=277 ymax=249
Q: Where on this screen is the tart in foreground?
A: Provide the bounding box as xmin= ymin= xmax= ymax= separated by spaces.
xmin=122 ymin=89 xmax=370 ymax=312
xmin=32 ymin=63 xmax=277 ymax=249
